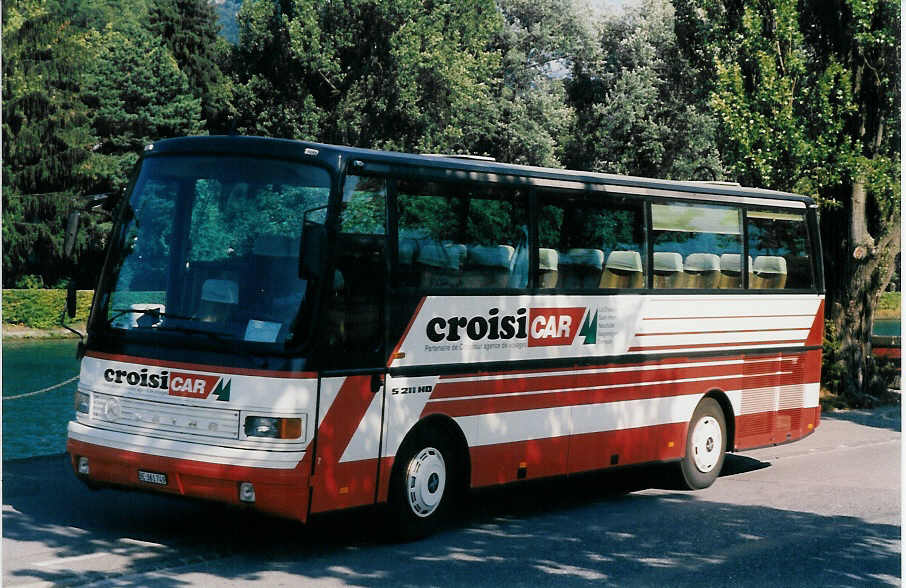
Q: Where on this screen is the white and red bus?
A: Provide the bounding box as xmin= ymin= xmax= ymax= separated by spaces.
xmin=67 ymin=136 xmax=824 ymax=537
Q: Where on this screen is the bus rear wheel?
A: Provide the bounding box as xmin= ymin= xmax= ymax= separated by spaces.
xmin=388 ymin=428 xmax=459 ymax=540
xmin=679 ymin=397 xmax=727 ymax=490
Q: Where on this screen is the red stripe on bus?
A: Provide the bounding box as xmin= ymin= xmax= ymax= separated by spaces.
xmin=431 ymin=360 xmax=746 ymax=399
xmin=642 ymin=314 xmax=816 ymax=320
xmin=432 ymin=353 xmax=808 ymax=400
xmin=85 ymin=351 xmax=318 ymax=379
xmin=634 ymin=327 xmax=810 ymax=337
xmin=627 ymin=339 xmax=805 ymax=352
xmin=805 ymin=300 xmax=825 ymax=347
xmin=428 ymin=372 xmax=813 ymax=418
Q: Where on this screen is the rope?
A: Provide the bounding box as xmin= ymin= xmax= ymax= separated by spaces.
xmin=3 ymin=375 xmax=79 ymax=400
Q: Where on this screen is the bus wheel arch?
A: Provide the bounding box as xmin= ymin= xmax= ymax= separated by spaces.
xmin=679 ymin=393 xmax=731 ymax=490
xmin=703 ymin=389 xmax=736 ymax=452
xmin=386 ymin=414 xmax=470 ymax=539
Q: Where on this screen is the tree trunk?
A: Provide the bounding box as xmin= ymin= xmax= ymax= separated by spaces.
xmin=826 ymin=187 xmax=901 ymax=403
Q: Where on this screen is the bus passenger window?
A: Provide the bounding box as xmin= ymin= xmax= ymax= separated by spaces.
xmin=396 ymin=181 xmax=528 ymax=289
xmin=651 ymin=202 xmax=743 ymax=289
xmin=536 ymin=196 xmax=646 ymax=290
xmin=746 ymin=210 xmax=814 ymax=289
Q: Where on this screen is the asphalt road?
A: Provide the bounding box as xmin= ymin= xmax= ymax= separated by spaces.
xmin=3 ymin=407 xmax=900 ymax=587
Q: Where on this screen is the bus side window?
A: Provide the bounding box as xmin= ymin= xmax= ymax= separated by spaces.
xmin=651 ymin=202 xmax=743 ymax=290
xmin=746 ymin=210 xmax=814 ymax=289
xmin=396 ymin=181 xmax=528 ymax=290
xmin=536 ymin=195 xmax=646 ymax=290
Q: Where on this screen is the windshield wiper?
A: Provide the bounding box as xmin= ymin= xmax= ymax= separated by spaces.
xmin=107 ymin=307 xmax=194 ymax=325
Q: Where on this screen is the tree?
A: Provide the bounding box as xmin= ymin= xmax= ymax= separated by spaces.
xmin=229 ymin=0 xmax=503 ymax=156
xmin=675 ymin=0 xmax=900 ymax=403
xmin=566 ymin=0 xmax=723 ymax=179
xmin=492 ymin=0 xmax=595 ymax=166
xmin=148 ymin=0 xmax=232 ymax=132
xmin=2 ymin=0 xmax=96 ymax=287
xmin=81 ymin=22 xmax=203 ymax=194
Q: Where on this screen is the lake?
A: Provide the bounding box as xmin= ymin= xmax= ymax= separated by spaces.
xmin=2 ymin=318 xmax=902 ymax=460
xmin=3 ymin=339 xmax=80 ymax=460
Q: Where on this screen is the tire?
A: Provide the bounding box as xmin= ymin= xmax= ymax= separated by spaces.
xmin=387 ymin=427 xmax=460 ymax=540
xmin=679 ymin=397 xmax=727 ymax=490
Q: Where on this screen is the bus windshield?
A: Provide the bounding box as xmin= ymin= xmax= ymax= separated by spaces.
xmin=98 ymin=154 xmax=332 ymax=348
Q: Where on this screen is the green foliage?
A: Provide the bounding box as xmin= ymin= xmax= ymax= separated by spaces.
xmin=566 ymin=0 xmax=723 ymax=179
xmin=149 ymin=0 xmax=232 ymax=132
xmin=492 ymin=0 xmax=593 ymax=166
xmin=2 ymin=289 xmax=93 ymax=329
xmin=81 ymin=22 xmax=203 ymax=194
xmin=230 ymin=0 xmax=504 ymax=155
xmin=2 ymin=0 xmax=97 ymax=288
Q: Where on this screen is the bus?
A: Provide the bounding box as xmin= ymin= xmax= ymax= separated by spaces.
xmin=67 ymin=135 xmax=824 ymax=538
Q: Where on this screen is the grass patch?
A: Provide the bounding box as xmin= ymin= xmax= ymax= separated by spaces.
xmin=877 ymin=291 xmax=900 ymax=318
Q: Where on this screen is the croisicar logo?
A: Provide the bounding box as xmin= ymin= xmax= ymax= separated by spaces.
xmin=425 ymin=307 xmax=597 ymax=347
xmin=102 ymin=367 xmax=232 ymax=401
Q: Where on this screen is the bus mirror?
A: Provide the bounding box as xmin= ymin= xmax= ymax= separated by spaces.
xmin=66 ymin=279 xmax=77 ymax=319
xmin=64 ymin=211 xmax=81 ymax=258
xmin=300 ymin=224 xmax=327 ymax=280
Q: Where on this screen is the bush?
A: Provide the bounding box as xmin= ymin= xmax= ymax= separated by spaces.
xmin=2 ymin=289 xmax=93 ymax=329
xmin=14 ymin=274 xmax=44 ymax=289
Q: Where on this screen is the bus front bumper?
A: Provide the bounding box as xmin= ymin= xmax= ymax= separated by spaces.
xmin=67 ymin=421 xmax=311 ymax=522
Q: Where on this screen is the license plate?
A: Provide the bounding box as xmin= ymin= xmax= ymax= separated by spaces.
xmin=138 ymin=470 xmax=168 ymax=485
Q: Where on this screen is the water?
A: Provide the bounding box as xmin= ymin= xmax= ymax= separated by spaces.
xmin=874 ymin=319 xmax=901 ymax=337
xmin=2 ymin=339 xmax=80 ymax=460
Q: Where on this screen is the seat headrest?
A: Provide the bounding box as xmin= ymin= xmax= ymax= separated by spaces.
xmin=564 ymin=248 xmax=604 ymax=269
xmin=719 ymin=254 xmax=753 ymax=273
xmin=468 ymin=244 xmax=515 ymax=268
xmin=538 ymin=248 xmax=559 ymax=271
xmin=653 ymin=251 xmax=683 ymax=272
xmin=606 ymin=250 xmax=643 ymax=272
xmin=685 ymin=253 xmax=720 ymax=272
xmin=416 ymin=242 xmax=467 ymax=270
xmin=753 ymin=255 xmax=788 ymax=275
xmin=201 ymin=279 xmax=239 ymax=304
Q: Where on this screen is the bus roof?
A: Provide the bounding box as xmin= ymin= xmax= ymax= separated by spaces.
xmin=147 ymin=135 xmax=815 ymax=209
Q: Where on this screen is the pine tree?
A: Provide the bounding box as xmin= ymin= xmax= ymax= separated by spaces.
xmin=149 ymin=0 xmax=232 ymax=132
xmin=81 ymin=22 xmax=204 ymax=194
xmin=2 ymin=0 xmax=96 ymax=287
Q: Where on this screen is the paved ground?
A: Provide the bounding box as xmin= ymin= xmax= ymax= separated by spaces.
xmin=2 ymin=406 xmax=900 ymax=587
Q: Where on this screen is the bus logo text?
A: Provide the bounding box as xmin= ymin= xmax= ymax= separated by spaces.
xmin=103 ymin=367 xmax=232 ymax=401
xmin=425 ymin=307 xmax=595 ymax=347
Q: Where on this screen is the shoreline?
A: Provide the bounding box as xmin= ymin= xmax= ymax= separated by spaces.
xmin=2 ymin=323 xmax=87 ymax=340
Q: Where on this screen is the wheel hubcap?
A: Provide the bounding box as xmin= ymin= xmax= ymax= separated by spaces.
xmin=405 ymin=447 xmax=446 ymax=518
xmin=691 ymin=416 xmax=722 ymax=473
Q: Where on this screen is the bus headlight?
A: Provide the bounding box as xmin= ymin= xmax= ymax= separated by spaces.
xmin=244 ymin=416 xmax=304 ymax=439
xmin=75 ymin=391 xmax=90 ymax=415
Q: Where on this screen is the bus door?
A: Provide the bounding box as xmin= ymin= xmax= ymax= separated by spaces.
xmin=309 ymin=370 xmax=386 ymax=514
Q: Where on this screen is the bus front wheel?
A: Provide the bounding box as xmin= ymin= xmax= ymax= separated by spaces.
xmin=679 ymin=397 xmax=727 ymax=490
xmin=388 ymin=428 xmax=459 ymax=540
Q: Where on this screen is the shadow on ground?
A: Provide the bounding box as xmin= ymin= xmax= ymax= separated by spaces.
xmin=3 ymin=454 xmax=898 ymax=587
xmin=823 ymin=405 xmax=901 ymax=433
